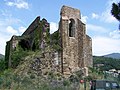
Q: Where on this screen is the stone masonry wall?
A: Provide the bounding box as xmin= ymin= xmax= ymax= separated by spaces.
xmin=5 ymin=5 xmax=92 ymax=77
xmin=60 ymin=6 xmax=81 ymax=76
xmin=22 ymin=16 xmax=40 ymax=36
xmin=59 ymin=5 xmax=92 ymax=76
xmin=77 ymin=19 xmax=85 ymax=68
xmin=84 ymin=35 xmax=93 ymax=68
xmin=5 ymin=17 xmax=50 ymax=68
xmin=60 ymin=5 xmax=81 ymax=19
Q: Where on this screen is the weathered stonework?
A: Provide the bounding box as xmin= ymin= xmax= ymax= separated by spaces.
xmin=5 ymin=5 xmax=92 ymax=77
xmin=5 ymin=16 xmax=50 ymax=68
xmin=5 ymin=35 xmax=19 ymax=68
xmin=59 ymin=5 xmax=92 ymax=76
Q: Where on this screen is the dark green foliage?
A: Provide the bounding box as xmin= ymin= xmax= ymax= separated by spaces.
xmin=51 ymin=30 xmax=62 ymax=51
xmin=48 ymin=71 xmax=55 ymax=80
xmin=51 ymin=30 xmax=60 ymax=44
xmin=19 ymin=39 xmax=30 ymax=50
xmin=63 ymin=79 xmax=70 ymax=86
xmin=11 ymin=46 xmax=28 ymax=68
xmin=0 ymin=58 xmax=5 ymax=72
xmin=0 ymin=69 xmax=13 ymax=89
xmin=111 ymin=2 xmax=120 ymax=29
xmin=93 ymin=56 xmax=120 ymax=71
xmin=0 ymin=54 xmax=4 ymax=59
xmin=34 ymin=26 xmax=41 ymax=50
xmin=84 ymin=75 xmax=93 ymax=82
xmin=69 ymin=74 xmax=79 ymax=83
xmin=30 ymin=74 xmax=35 ymax=79
xmin=45 ymin=28 xmax=50 ymax=44
xmin=53 ymin=44 xmax=62 ymax=51
xmin=5 ymin=41 xmax=11 ymax=69
xmin=0 ymin=69 xmax=78 ymax=90
xmin=75 ymin=70 xmax=84 ymax=79
xmin=33 ymin=21 xmax=50 ymax=50
xmin=111 ymin=2 xmax=120 ymax=21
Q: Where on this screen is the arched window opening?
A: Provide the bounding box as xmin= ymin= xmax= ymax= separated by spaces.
xmin=69 ymin=19 xmax=75 ymax=37
xmin=19 ymin=39 xmax=30 ymax=51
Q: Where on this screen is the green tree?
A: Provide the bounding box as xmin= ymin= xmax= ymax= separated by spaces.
xmin=93 ymin=56 xmax=120 ymax=71
xmin=111 ymin=2 xmax=120 ymax=29
xmin=0 ymin=58 xmax=5 ymax=72
xmin=11 ymin=46 xmax=28 ymax=68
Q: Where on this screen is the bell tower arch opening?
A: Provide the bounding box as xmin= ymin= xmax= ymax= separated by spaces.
xmin=69 ymin=19 xmax=75 ymax=37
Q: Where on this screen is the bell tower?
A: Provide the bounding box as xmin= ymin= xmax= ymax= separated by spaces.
xmin=59 ymin=5 xmax=89 ymax=76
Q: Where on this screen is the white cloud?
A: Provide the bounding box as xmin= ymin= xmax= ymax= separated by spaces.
xmin=7 ymin=2 xmax=14 ymax=6
xmin=0 ymin=38 xmax=7 ymax=55
xmin=101 ymin=0 xmax=119 ymax=23
xmin=86 ymin=24 xmax=108 ymax=33
xmin=0 ymin=25 xmax=26 ymax=55
xmin=109 ymin=30 xmax=120 ymax=39
xmin=92 ymin=36 xmax=120 ymax=56
xmin=0 ymin=15 xmax=26 ymax=54
xmin=0 ymin=33 xmax=11 ymax=55
xmin=6 ymin=26 xmax=18 ymax=34
xmin=18 ymin=26 xmax=26 ymax=34
xmin=50 ymin=22 xmax=58 ymax=34
xmin=0 ymin=17 xmax=21 ymax=27
xmin=81 ymin=15 xmax=88 ymax=24
xmin=88 ymin=0 xmax=120 ymax=55
xmin=92 ymin=13 xmax=99 ymax=19
xmin=87 ymin=23 xmax=120 ymax=56
xmin=6 ymin=26 xmax=26 ymax=35
xmin=90 ymin=0 xmax=119 ymax=23
xmin=1 ymin=10 xmax=12 ymax=17
xmin=0 ymin=9 xmax=27 ymax=55
xmin=101 ymin=8 xmax=117 ymax=23
xmin=5 ymin=0 xmax=29 ymax=9
xmin=0 ymin=21 xmax=57 ymax=55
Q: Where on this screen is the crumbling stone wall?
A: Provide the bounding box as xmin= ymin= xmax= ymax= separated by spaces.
xmin=84 ymin=35 xmax=93 ymax=68
xmin=21 ymin=16 xmax=50 ymax=50
xmin=5 ymin=35 xmax=19 ymax=68
xmin=5 ymin=5 xmax=92 ymax=77
xmin=59 ymin=5 xmax=92 ymax=76
xmin=22 ymin=16 xmax=40 ymax=35
xmin=5 ymin=16 xmax=50 ymax=68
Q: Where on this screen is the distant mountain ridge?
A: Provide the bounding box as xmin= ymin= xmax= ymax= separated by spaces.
xmin=0 ymin=54 xmax=4 ymax=59
xmin=102 ymin=53 xmax=120 ymax=59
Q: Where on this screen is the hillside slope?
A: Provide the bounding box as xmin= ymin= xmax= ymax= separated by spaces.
xmin=0 ymin=54 xmax=4 ymax=59
xmin=103 ymin=53 xmax=120 ymax=59
xmin=93 ymin=56 xmax=120 ymax=71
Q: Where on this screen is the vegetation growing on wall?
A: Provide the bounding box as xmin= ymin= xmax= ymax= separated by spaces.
xmin=33 ymin=27 xmax=41 ymax=50
xmin=11 ymin=46 xmax=28 ymax=68
xmin=45 ymin=28 xmax=50 ymax=45
xmin=19 ymin=39 xmax=30 ymax=51
xmin=0 ymin=58 xmax=5 ymax=72
xmin=51 ymin=30 xmax=62 ymax=51
xmin=0 ymin=16 xmax=63 ymax=89
xmin=5 ymin=41 xmax=11 ymax=69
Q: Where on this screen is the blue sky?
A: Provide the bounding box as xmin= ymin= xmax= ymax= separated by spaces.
xmin=0 ymin=0 xmax=120 ymax=56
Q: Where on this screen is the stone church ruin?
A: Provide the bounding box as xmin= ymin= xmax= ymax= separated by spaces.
xmin=5 ymin=5 xmax=92 ymax=77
